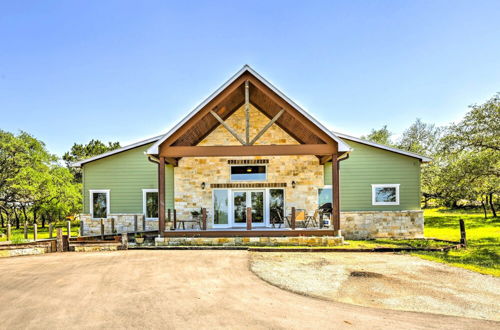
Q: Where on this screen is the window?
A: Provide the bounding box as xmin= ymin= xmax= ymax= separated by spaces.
xmin=230 ymin=165 xmax=266 ymax=181
xmin=269 ymin=189 xmax=285 ymax=224
xmin=90 ymin=190 xmax=109 ymax=219
xmin=318 ymin=187 xmax=332 ymax=211
xmin=372 ymin=184 xmax=400 ymax=205
xmin=143 ymin=189 xmax=159 ymax=219
xmin=213 ymin=190 xmax=229 ymax=225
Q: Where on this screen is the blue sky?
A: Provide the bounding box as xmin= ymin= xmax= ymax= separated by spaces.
xmin=1 ymin=1 xmax=499 ymax=156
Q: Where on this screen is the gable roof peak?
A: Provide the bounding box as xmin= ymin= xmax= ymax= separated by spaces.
xmin=147 ymin=66 xmax=351 ymax=154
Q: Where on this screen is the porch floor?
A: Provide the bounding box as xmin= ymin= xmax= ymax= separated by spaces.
xmin=163 ymin=228 xmax=337 ymax=238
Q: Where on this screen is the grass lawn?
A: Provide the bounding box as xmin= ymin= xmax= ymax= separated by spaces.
xmin=0 ymin=221 xmax=80 ymax=243
xmin=411 ymin=208 xmax=500 ymax=277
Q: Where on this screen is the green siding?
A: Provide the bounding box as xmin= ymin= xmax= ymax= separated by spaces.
xmin=83 ymin=143 xmax=174 ymax=214
xmin=325 ymin=141 xmax=421 ymax=211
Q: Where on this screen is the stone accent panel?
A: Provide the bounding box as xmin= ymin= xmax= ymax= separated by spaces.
xmin=80 ymin=214 xmax=158 ymax=236
xmin=341 ymin=210 xmax=424 ymax=239
xmin=174 ymin=104 xmax=324 ymax=224
xmin=155 ymin=236 xmax=343 ymax=247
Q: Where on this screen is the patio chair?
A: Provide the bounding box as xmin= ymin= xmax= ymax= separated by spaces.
xmin=306 ymin=210 xmax=319 ymax=228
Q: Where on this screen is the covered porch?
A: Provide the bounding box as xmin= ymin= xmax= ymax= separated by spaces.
xmin=148 ymin=66 xmax=350 ymax=238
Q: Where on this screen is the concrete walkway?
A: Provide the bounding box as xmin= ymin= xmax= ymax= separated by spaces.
xmin=0 ymin=250 xmax=497 ymax=329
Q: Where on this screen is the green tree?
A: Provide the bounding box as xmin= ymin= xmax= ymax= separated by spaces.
xmin=361 ymin=125 xmax=394 ymax=146
xmin=438 ymin=94 xmax=499 ymax=216
xmin=63 ymin=139 xmax=120 ymax=182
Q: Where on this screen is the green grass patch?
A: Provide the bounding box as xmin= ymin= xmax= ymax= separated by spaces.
xmin=0 ymin=221 xmax=80 ymax=242
xmin=412 ymin=208 xmax=499 ymax=276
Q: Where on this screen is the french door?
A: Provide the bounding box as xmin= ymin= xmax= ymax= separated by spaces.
xmin=232 ymin=190 xmax=265 ymax=227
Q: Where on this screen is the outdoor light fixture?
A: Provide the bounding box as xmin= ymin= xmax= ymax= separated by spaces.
xmin=291 ymin=180 xmax=296 ymax=188
xmin=201 ymin=182 xmax=206 ymax=190
xmin=246 ymin=167 xmax=252 ymax=172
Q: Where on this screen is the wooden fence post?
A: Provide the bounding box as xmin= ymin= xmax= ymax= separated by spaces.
xmin=24 ymin=221 xmax=28 ymax=239
xmin=121 ymin=233 xmax=128 ymax=250
xmin=319 ymin=211 xmax=323 ymax=229
xmin=173 ymin=209 xmax=177 ymax=230
xmin=100 ymin=219 xmax=104 ymax=240
xmin=33 ymin=223 xmax=37 ymax=241
xmin=291 ymin=207 xmax=296 ymax=230
xmin=67 ymin=221 xmax=71 ymax=238
xmin=202 ymin=208 xmax=207 ymax=230
xmin=246 ymin=207 xmax=252 ymax=230
xmin=56 ymin=228 xmax=64 ymax=252
xmin=49 ymin=223 xmax=54 ymax=238
xmin=80 ymin=220 xmax=84 ymax=237
xmin=459 ymin=219 xmax=467 ymax=248
xmin=6 ymin=223 xmax=11 ymax=241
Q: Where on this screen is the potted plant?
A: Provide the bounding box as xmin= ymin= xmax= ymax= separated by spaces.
xmin=135 ymin=233 xmax=145 ymax=244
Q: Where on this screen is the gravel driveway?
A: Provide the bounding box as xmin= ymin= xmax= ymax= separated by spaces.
xmin=250 ymin=252 xmax=500 ymax=321
xmin=0 ymin=250 xmax=497 ymax=329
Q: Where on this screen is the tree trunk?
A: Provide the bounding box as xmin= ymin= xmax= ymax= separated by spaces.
xmin=0 ymin=211 xmax=4 ymax=228
xmin=481 ymin=198 xmax=488 ymax=219
xmin=41 ymin=215 xmax=46 ymax=228
xmin=489 ymin=193 xmax=497 ymax=217
xmin=14 ymin=208 xmax=20 ymax=229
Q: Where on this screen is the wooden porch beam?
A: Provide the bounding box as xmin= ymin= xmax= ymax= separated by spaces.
xmin=158 ymin=157 xmax=166 ymax=234
xmin=331 ymin=154 xmax=340 ymax=235
xmin=210 ymin=110 xmax=247 ymax=145
xmin=249 ymin=109 xmax=284 ymax=145
xmin=165 ymin=157 xmax=178 ymax=166
xmin=319 ymin=155 xmax=332 ymax=165
xmin=160 ymin=144 xmax=336 ymax=157
xmin=245 ymin=80 xmax=250 ymax=145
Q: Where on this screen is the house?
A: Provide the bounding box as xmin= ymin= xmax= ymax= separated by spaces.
xmin=73 ymin=65 xmax=430 ymax=241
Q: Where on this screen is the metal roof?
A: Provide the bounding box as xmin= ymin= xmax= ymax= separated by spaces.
xmin=333 ymin=131 xmax=432 ymax=162
xmin=71 ymin=135 xmax=162 ymax=167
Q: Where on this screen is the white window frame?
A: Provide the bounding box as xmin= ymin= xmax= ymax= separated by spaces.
xmin=371 ymin=184 xmax=400 ymax=206
xmin=142 ymin=189 xmax=159 ymax=220
xmin=229 ymin=165 xmax=268 ymax=182
xmin=89 ymin=189 xmax=110 ymax=220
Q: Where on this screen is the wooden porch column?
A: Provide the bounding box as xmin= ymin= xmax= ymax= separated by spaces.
xmin=158 ymin=156 xmax=166 ymax=234
xmin=246 ymin=207 xmax=252 ymax=230
xmin=331 ymin=154 xmax=340 ymax=235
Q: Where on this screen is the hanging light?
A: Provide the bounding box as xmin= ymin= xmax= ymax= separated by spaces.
xmin=201 ymin=182 xmax=206 ymax=190
xmin=291 ymin=180 xmax=296 ymax=188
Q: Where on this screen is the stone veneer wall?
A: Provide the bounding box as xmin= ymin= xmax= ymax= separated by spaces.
xmin=80 ymin=214 xmax=158 ymax=236
xmin=340 ymin=210 xmax=424 ymax=239
xmin=174 ymin=104 xmax=324 ymax=225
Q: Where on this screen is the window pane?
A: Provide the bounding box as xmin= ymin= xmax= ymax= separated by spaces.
xmin=318 ymin=188 xmax=332 ymax=209
xmin=92 ymin=193 xmax=107 ymax=218
xmin=146 ymin=192 xmax=159 ymax=218
xmin=230 ymin=166 xmax=266 ymax=181
xmin=270 ymin=189 xmax=284 ymax=224
xmin=375 ymin=187 xmax=397 ymax=203
xmin=233 ymin=192 xmax=247 ymax=223
xmin=213 ymin=190 xmax=228 ymax=225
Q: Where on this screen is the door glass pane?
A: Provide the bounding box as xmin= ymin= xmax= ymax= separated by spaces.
xmin=233 ymin=192 xmax=247 ymax=223
xmin=214 ymin=190 xmax=229 ymax=225
xmin=146 ymin=192 xmax=158 ymax=218
xmin=251 ymin=191 xmax=264 ymax=223
xmin=92 ymin=192 xmax=107 ymax=219
xmin=318 ymin=188 xmax=332 ymax=213
xmin=270 ymin=189 xmax=284 ymax=224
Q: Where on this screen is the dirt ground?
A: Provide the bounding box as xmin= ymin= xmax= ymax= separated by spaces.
xmin=250 ymin=252 xmax=500 ymax=321
xmin=0 ymin=251 xmax=498 ymax=330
